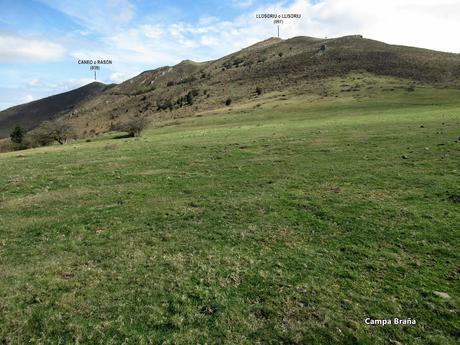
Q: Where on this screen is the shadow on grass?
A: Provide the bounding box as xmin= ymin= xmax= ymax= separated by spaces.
xmin=113 ymin=133 xmax=134 ymax=139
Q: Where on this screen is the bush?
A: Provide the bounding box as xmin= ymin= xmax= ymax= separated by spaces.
xmin=113 ymin=116 xmax=150 ymax=137
xmin=186 ymin=92 xmax=194 ymax=105
xmin=157 ymin=99 xmax=173 ymax=111
xmin=10 ymin=126 xmax=25 ymax=144
xmin=131 ymin=85 xmax=155 ymax=96
xmin=178 ymin=76 xmax=197 ymax=84
xmin=257 ymin=57 xmax=267 ymax=63
xmin=233 ymin=58 xmax=244 ymax=67
xmin=176 ymin=96 xmax=185 ymax=107
xmin=0 ymin=139 xmax=14 ymax=153
xmin=225 ymin=98 xmax=232 ymax=106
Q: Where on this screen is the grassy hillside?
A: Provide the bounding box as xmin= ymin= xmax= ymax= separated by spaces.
xmin=0 ymin=75 xmax=459 ymax=344
xmin=49 ymin=36 xmax=460 ymax=137
xmin=2 ymin=35 xmax=460 ymax=142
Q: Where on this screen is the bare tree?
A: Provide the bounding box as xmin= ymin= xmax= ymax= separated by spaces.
xmin=30 ymin=121 xmax=76 ymax=146
xmin=113 ymin=116 xmax=150 ymax=137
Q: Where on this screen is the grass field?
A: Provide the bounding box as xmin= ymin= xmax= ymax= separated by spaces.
xmin=0 ymin=79 xmax=459 ymax=344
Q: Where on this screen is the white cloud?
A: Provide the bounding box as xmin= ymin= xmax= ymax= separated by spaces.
xmin=0 ymin=34 xmax=67 ymax=63
xmin=140 ymin=24 xmax=165 ymax=39
xmin=110 ymin=71 xmax=139 ymax=83
xmin=198 ymin=16 xmax=220 ymax=26
xmin=37 ymin=0 xmax=135 ymax=33
xmin=20 ymin=94 xmax=35 ymax=103
xmin=49 ymin=78 xmax=98 ymax=94
xmin=27 ymin=79 xmax=42 ymax=87
xmin=231 ymin=0 xmax=254 ymax=8
xmin=109 ymin=0 xmax=135 ymax=23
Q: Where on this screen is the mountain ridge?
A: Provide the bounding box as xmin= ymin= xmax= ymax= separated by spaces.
xmin=0 ymin=82 xmax=113 ymax=138
xmin=1 ymin=35 xmax=460 ymax=139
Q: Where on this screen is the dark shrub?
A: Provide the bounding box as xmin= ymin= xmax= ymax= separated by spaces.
xmin=10 ymin=126 xmax=25 ymax=144
xmin=157 ymin=99 xmax=173 ymax=111
xmin=186 ymin=92 xmax=194 ymax=105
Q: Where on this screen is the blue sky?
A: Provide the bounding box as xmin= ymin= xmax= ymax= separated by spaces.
xmin=0 ymin=0 xmax=459 ymax=110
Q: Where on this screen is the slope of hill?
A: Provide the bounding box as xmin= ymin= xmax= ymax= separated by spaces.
xmin=57 ymin=35 xmax=460 ymax=136
xmin=0 ymin=80 xmax=459 ymax=343
xmin=1 ymin=35 xmax=459 ymax=343
xmin=1 ymin=35 xmax=460 ymax=140
xmin=0 ymin=82 xmax=112 ymax=138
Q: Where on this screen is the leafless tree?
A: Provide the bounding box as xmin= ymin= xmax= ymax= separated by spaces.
xmin=30 ymin=121 xmax=76 ymax=146
xmin=113 ymin=116 xmax=150 ymax=137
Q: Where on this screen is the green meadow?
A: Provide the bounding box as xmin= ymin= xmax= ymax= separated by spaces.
xmin=0 ymin=78 xmax=459 ymax=344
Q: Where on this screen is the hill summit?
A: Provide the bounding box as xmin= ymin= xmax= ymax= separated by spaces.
xmin=1 ymin=35 xmax=460 ymax=138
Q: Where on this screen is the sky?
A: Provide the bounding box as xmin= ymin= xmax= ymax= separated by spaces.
xmin=0 ymin=0 xmax=459 ymax=110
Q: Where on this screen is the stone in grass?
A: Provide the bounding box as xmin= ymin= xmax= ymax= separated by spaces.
xmin=346 ymin=320 xmax=358 ymax=330
xmin=434 ymin=291 xmax=451 ymax=299
xmin=401 ymin=155 xmax=409 ymax=159
xmin=389 ymin=340 xmax=403 ymax=345
xmin=448 ymin=195 xmax=460 ymax=203
xmin=341 ymin=299 xmax=352 ymax=307
xmin=200 ymin=305 xmax=217 ymax=316
xmin=62 ymin=272 xmax=74 ymax=280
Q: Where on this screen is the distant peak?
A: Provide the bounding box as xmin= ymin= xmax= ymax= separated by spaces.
xmin=243 ymin=37 xmax=283 ymax=51
xmin=87 ymin=81 xmax=105 ymax=86
xmin=177 ymin=59 xmax=199 ymax=66
xmin=265 ymin=37 xmax=284 ymax=42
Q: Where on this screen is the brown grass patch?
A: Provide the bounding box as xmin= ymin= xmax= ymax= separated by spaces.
xmin=2 ymin=187 xmax=95 ymax=209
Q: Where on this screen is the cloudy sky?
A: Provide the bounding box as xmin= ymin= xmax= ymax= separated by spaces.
xmin=0 ymin=0 xmax=459 ymax=110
